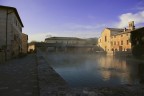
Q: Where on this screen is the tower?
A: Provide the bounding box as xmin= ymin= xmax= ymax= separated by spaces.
xmin=128 ymin=21 xmax=135 ymax=31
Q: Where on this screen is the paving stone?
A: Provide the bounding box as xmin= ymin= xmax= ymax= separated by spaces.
xmin=0 ymin=54 xmax=39 ymax=96
xmin=0 ymin=87 xmax=9 ymax=90
xmin=24 ymin=92 xmax=33 ymax=95
xmin=13 ymin=89 xmax=21 ymax=92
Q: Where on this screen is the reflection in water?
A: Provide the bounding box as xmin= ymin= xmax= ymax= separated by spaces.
xmin=138 ymin=63 xmax=144 ymax=84
xmin=97 ymin=55 xmax=139 ymax=84
xmin=45 ymin=53 xmax=144 ymax=88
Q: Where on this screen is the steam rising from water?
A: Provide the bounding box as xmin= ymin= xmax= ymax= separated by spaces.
xmin=43 ymin=52 xmax=144 ymax=88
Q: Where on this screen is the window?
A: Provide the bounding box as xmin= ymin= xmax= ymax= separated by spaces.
xmin=105 ymin=46 xmax=107 ymax=51
xmin=127 ymin=40 xmax=129 ymax=45
xmin=105 ymin=36 xmax=107 ymax=42
xmin=114 ymin=41 xmax=116 ymax=45
xmin=121 ymin=41 xmax=123 ymax=45
xmin=118 ymin=41 xmax=119 ymax=45
xmin=111 ymin=42 xmax=113 ymax=45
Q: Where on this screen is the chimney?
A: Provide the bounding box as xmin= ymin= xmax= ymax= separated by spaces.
xmin=128 ymin=21 xmax=135 ymax=31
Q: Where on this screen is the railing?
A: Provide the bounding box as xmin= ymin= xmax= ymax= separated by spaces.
xmin=0 ymin=51 xmax=5 ymax=64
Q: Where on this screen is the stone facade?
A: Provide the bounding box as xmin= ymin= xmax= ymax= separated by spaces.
xmin=111 ymin=31 xmax=131 ymax=52
xmin=98 ymin=21 xmax=135 ymax=55
xmin=22 ymin=33 xmax=28 ymax=54
xmin=0 ymin=6 xmax=24 ymax=59
xmin=98 ymin=28 xmax=113 ymax=52
xmin=45 ymin=37 xmax=86 ymax=45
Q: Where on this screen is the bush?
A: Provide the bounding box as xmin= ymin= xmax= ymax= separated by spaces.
xmin=132 ymin=45 xmax=143 ymax=57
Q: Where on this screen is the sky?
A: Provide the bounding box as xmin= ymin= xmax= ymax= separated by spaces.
xmin=0 ymin=0 xmax=144 ymax=42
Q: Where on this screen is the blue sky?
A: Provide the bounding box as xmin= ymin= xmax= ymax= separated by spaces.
xmin=0 ymin=0 xmax=144 ymax=42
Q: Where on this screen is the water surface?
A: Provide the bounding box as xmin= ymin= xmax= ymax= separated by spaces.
xmin=46 ymin=53 xmax=144 ymax=88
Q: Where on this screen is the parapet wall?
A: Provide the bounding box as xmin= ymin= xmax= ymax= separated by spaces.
xmin=36 ymin=50 xmax=70 ymax=96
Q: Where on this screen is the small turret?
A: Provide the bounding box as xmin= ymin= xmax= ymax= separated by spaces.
xmin=128 ymin=21 xmax=135 ymax=31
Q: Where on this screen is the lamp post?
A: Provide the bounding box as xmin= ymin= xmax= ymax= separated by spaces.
xmin=5 ymin=9 xmax=14 ymax=61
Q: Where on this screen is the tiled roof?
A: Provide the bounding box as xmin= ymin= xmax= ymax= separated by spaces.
xmin=107 ymin=28 xmax=124 ymax=31
xmin=107 ymin=28 xmax=124 ymax=35
xmin=45 ymin=37 xmax=82 ymax=40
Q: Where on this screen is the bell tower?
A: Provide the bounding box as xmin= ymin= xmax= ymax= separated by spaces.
xmin=128 ymin=21 xmax=135 ymax=30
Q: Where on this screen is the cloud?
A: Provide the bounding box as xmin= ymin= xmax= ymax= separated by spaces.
xmin=136 ymin=7 xmax=144 ymax=10
xmin=117 ymin=11 xmax=144 ymax=28
xmin=128 ymin=0 xmax=144 ymax=11
xmin=136 ymin=0 xmax=144 ymax=10
xmin=64 ymin=23 xmax=106 ymax=31
xmin=55 ymin=23 xmax=105 ymax=38
xmin=137 ymin=0 xmax=144 ymax=5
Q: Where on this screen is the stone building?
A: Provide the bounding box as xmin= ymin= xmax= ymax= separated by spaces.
xmin=0 ymin=6 xmax=24 ymax=59
xmin=28 ymin=42 xmax=36 ymax=53
xmin=22 ymin=33 xmax=28 ymax=54
xmin=44 ymin=37 xmax=95 ymax=52
xmin=130 ymin=27 xmax=144 ymax=56
xmin=98 ymin=21 xmax=135 ymax=55
xmin=45 ymin=37 xmax=86 ymax=45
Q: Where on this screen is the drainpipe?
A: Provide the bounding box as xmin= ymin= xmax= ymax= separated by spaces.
xmin=5 ymin=9 xmax=14 ymax=61
xmin=5 ymin=9 xmax=8 ymax=61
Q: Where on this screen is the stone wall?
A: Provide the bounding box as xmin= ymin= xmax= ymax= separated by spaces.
xmin=0 ymin=51 xmax=5 ymax=64
xmin=98 ymin=28 xmax=111 ymax=52
xmin=111 ymin=32 xmax=131 ymax=52
xmin=0 ymin=8 xmax=23 ymax=59
xmin=36 ymin=49 xmax=70 ymax=96
xmin=22 ymin=33 xmax=28 ymax=54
